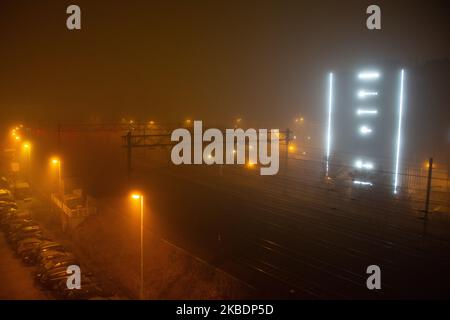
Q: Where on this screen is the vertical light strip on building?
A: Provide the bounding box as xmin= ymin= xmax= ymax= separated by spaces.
xmin=326 ymin=72 xmax=333 ymax=176
xmin=394 ymin=69 xmax=405 ymax=194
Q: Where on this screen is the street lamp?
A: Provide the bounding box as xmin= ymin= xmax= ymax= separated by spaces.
xmin=23 ymin=143 xmax=31 ymax=180
xmin=51 ymin=158 xmax=62 ymax=193
xmin=131 ymin=192 xmax=144 ymax=300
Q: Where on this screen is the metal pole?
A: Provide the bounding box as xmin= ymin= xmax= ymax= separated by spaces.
xmin=285 ymin=128 xmax=291 ymax=170
xmin=57 ymin=123 xmax=61 ymax=152
xmin=27 ymin=148 xmax=31 ymax=183
xmin=127 ymin=131 xmax=132 ymax=181
xmin=58 ymin=162 xmax=62 ymax=192
xmin=424 ymin=157 xmax=433 ymax=220
xmin=140 ymin=195 xmax=144 ymax=300
xmin=283 ymin=129 xmax=291 ymax=194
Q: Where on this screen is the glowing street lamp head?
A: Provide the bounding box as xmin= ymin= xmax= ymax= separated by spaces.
xmin=15 ymin=135 xmax=21 ymax=141
xmin=246 ymin=161 xmax=255 ymax=169
xmin=131 ymin=194 xmax=142 ymax=200
xmin=359 ymin=126 xmax=372 ymax=135
xmin=357 ymin=90 xmax=378 ymax=99
xmin=357 ymin=71 xmax=380 ymax=80
xmin=356 ymin=109 xmax=378 ymax=116
xmin=51 ymin=158 xmax=60 ymax=165
xmin=353 ymin=180 xmax=373 ymax=186
xmin=23 ymin=143 xmax=31 ymax=150
xmin=355 ymin=159 xmax=374 ymax=170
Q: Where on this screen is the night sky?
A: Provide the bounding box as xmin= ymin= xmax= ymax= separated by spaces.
xmin=0 ymin=0 xmax=449 ymax=127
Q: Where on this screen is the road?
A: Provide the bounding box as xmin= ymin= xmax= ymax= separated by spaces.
xmin=0 ymin=233 xmax=47 ymax=300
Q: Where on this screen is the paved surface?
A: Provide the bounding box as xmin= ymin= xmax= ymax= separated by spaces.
xmin=0 ymin=233 xmax=47 ymax=300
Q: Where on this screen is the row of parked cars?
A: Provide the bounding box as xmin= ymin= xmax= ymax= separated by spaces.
xmin=0 ymin=183 xmax=117 ymax=300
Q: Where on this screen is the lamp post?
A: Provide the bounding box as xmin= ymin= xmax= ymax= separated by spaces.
xmin=51 ymin=158 xmax=62 ymax=192
xmin=23 ymin=143 xmax=31 ymax=181
xmin=131 ymin=193 xmax=144 ymax=300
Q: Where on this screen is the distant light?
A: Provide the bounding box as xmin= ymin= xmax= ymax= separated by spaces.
xmin=293 ymin=135 xmax=297 ymax=140
xmin=356 ymin=109 xmax=378 ymax=116
xmin=131 ymin=194 xmax=141 ymax=200
xmin=23 ymin=143 xmax=31 ymax=149
xmin=358 ymin=71 xmax=380 ymax=80
xmin=355 ymin=160 xmax=374 ymax=170
xmin=300 ymin=117 xmax=304 ymax=122
xmin=354 ymin=180 xmax=373 ymax=186
xmin=357 ymin=90 xmax=378 ymax=99
xmin=326 ymin=72 xmax=334 ymax=176
xmin=15 ymin=135 xmax=21 ymax=141
xmin=394 ymin=69 xmax=405 ymax=194
xmin=307 ymin=136 xmax=311 ymax=140
xmin=288 ymin=145 xmax=295 ymax=152
xmin=359 ymin=126 xmax=372 ymax=135
xmin=302 ymin=151 xmax=307 ymax=155
xmin=149 ymin=121 xmax=155 ymax=125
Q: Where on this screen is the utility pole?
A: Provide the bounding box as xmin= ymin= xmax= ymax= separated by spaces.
xmin=285 ymin=128 xmax=292 ymax=171
xmin=283 ymin=128 xmax=292 ymax=194
xmin=57 ymin=122 xmax=62 ymax=150
xmin=424 ymin=157 xmax=433 ymax=220
xmin=126 ymin=131 xmax=132 ymax=181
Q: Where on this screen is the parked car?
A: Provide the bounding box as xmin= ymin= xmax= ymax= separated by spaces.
xmin=16 ymin=238 xmax=44 ymax=258
xmin=0 ymin=200 xmax=17 ymax=209
xmin=6 ymin=219 xmax=38 ymax=234
xmin=1 ymin=210 xmax=31 ymax=228
xmin=23 ymin=241 xmax=65 ymax=264
xmin=37 ymin=250 xmax=76 ymax=266
xmin=0 ymin=188 xmax=13 ymax=201
xmin=52 ymin=273 xmax=98 ymax=293
xmin=38 ymin=266 xmax=69 ymax=287
xmin=0 ymin=202 xmax=18 ymax=221
xmin=0 ymin=177 xmax=9 ymax=189
xmin=37 ymin=257 xmax=79 ymax=280
xmin=39 ymin=263 xmax=81 ymax=288
xmin=8 ymin=225 xmax=43 ymax=247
